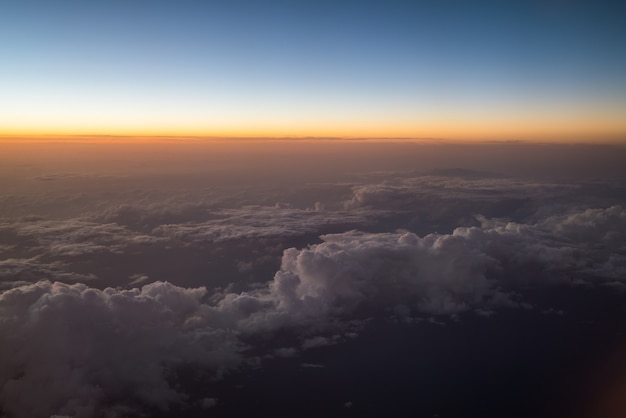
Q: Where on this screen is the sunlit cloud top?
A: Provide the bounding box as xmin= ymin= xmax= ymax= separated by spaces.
xmin=2 ymin=0 xmax=626 ymax=141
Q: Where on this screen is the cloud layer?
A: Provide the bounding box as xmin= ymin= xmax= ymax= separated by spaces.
xmin=2 ymin=201 xmax=625 ymax=416
xmin=1 ymin=159 xmax=625 ymax=417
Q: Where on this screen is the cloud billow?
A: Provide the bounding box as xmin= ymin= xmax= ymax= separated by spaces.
xmin=0 ymin=228 xmax=506 ymax=416
xmin=0 ymin=225 xmax=521 ymax=416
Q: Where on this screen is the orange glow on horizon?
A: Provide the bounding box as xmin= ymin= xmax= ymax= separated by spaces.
xmin=1 ymin=123 xmax=625 ymax=144
xmin=2 ymin=105 xmax=626 ymax=144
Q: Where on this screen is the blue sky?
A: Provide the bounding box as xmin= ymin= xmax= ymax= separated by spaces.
xmin=2 ymin=0 xmax=626 ymax=140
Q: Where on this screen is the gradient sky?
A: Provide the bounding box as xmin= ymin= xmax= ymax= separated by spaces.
xmin=2 ymin=0 xmax=626 ymax=141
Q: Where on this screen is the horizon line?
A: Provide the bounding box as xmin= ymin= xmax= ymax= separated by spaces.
xmin=1 ymin=134 xmax=625 ymax=146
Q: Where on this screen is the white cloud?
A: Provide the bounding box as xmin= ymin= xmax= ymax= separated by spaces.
xmin=263 ymin=230 xmax=504 ymax=318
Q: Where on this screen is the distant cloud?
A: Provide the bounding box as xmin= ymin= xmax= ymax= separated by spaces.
xmin=199 ymin=397 xmax=218 ymax=409
xmin=301 ymin=335 xmax=341 ymax=350
xmin=344 ymin=175 xmax=581 ymax=211
xmin=300 ymin=363 xmax=326 ymax=369
xmin=152 ymin=205 xmax=374 ymax=243
xmin=0 ymin=258 xmax=97 ymax=286
xmin=5 ymin=219 xmax=162 ymax=257
xmin=33 ymin=173 xmax=122 ymax=182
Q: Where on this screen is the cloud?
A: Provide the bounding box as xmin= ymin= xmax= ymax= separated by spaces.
xmin=0 ymin=258 xmax=97 ymax=286
xmin=1 ymin=163 xmax=625 ymax=417
xmin=0 ymin=224 xmax=523 ymax=416
xmin=214 ymin=204 xmax=626 ymax=334
xmin=274 ymin=347 xmax=298 ymax=357
xmin=199 ymin=397 xmax=218 ymax=409
xmin=301 ymin=335 xmax=341 ymax=350
xmin=344 ymin=175 xmax=581 ymax=211
xmin=209 ymin=228 xmax=520 ymax=335
xmin=95 ymin=201 xmax=216 ymax=232
xmin=4 ymin=203 xmax=621 ymax=416
xmin=263 ymin=230 xmax=505 ymax=318
xmin=3 ymin=218 xmax=163 ymax=258
xmin=457 ymin=205 xmax=626 ymax=283
xmin=32 ymin=173 xmax=122 ymax=182
xmin=0 ymin=281 xmax=242 ymax=418
xmin=300 ymin=363 xmax=326 ymax=369
xmin=541 ymin=205 xmax=626 ymax=247
xmin=344 ymin=184 xmax=417 ymax=210
xmin=152 ymin=205 xmax=374 ymax=243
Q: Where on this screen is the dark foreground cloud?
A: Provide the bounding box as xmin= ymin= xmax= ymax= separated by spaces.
xmin=0 ymin=281 xmax=241 ymax=418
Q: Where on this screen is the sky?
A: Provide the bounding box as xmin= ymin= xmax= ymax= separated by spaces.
xmin=2 ymin=0 xmax=626 ymax=141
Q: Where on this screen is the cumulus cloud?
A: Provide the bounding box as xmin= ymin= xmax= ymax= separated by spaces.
xmin=215 ymin=205 xmax=626 ymax=333
xmin=457 ymin=205 xmax=626 ymax=283
xmin=0 ymin=281 xmax=242 ymax=418
xmin=541 ymin=205 xmax=626 ymax=247
xmin=207 ymin=227 xmax=526 ymax=340
xmin=0 ymin=224 xmax=528 ymax=417
xmin=265 ymin=230 xmax=500 ymax=317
